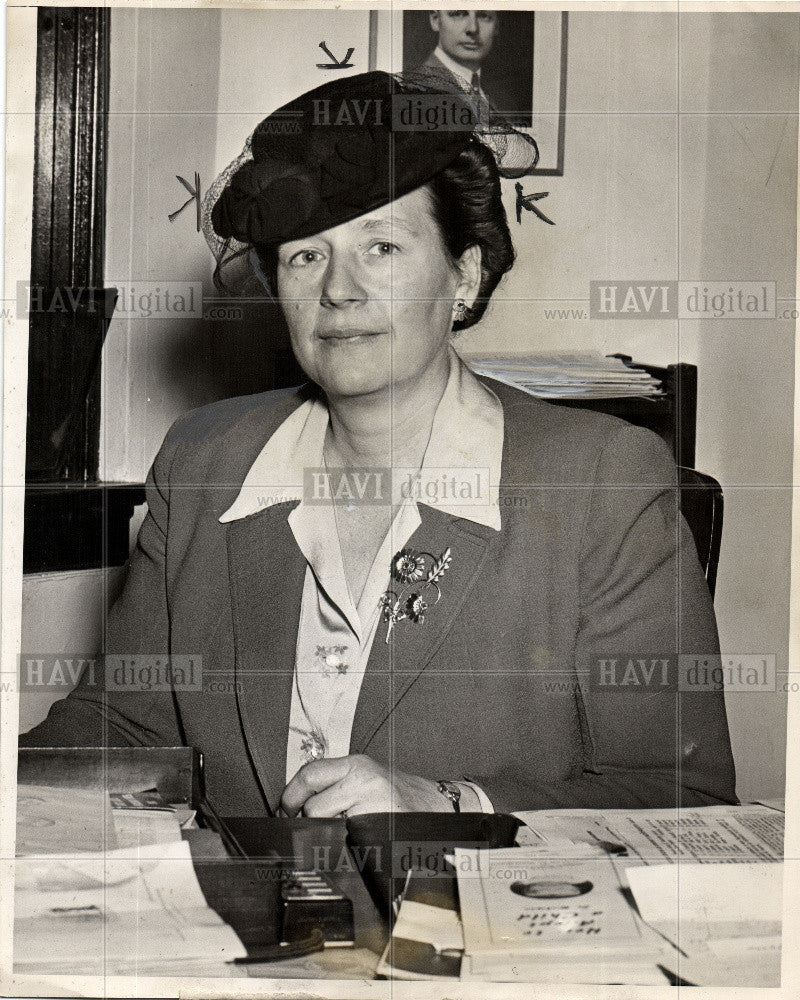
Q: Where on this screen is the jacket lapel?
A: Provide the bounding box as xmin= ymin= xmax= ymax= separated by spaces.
xmin=226 ymin=501 xmax=304 ymax=813
xmin=350 ymin=505 xmax=497 ymax=753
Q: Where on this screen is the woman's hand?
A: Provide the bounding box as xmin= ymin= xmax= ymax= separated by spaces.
xmin=280 ymin=754 xmax=466 ymax=817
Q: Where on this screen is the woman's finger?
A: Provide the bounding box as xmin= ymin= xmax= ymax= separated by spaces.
xmin=280 ymin=756 xmax=352 ymax=816
xmin=301 ymin=780 xmax=358 ymax=818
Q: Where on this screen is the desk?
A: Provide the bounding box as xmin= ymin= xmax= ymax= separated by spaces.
xmin=14 ymin=751 xmax=785 ymax=986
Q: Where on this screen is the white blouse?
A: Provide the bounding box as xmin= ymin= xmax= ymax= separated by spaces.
xmin=220 ymin=349 xmax=504 ymax=809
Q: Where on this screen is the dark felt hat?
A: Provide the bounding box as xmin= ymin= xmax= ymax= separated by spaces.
xmin=210 ymin=71 xmax=477 ymax=248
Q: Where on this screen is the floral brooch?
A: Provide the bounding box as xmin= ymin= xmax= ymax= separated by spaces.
xmin=379 ymin=547 xmax=452 ymax=642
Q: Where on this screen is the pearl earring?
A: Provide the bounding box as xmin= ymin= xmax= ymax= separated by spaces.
xmin=453 ymin=299 xmax=468 ymax=320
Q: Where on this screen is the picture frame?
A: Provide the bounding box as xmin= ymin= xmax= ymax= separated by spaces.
xmin=370 ymin=9 xmax=568 ymax=176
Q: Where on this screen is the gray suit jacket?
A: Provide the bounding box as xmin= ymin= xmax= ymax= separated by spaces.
xmin=413 ymin=51 xmax=510 ymax=123
xmin=21 ymin=379 xmax=737 ymax=816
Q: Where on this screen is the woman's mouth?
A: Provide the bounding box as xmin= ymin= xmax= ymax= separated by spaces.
xmin=318 ymin=329 xmax=385 ymax=342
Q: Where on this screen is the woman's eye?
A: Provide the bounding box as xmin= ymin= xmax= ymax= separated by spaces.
xmin=366 ymin=242 xmax=399 ymax=257
xmin=287 ymin=249 xmax=324 ymax=267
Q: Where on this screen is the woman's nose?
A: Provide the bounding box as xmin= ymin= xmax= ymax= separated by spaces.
xmin=320 ymin=256 xmax=365 ymax=309
xmin=464 ymin=14 xmax=479 ymax=34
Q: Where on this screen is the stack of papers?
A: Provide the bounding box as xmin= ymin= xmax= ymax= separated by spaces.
xmin=14 ymin=840 xmax=247 ymax=975
xmin=380 ymin=804 xmax=784 ymax=985
xmin=14 ymin=784 xmax=245 ymax=976
xmin=468 ymin=354 xmax=664 ymax=399
xmin=626 ymin=862 xmax=782 ymax=986
xmin=506 ymin=803 xmax=784 ymax=986
xmin=378 ymin=803 xmax=784 ymax=987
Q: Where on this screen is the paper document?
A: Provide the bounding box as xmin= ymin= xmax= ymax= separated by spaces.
xmin=16 ymin=783 xmax=118 ymax=855
xmin=514 ymin=804 xmax=784 ymax=864
xmin=468 ymin=354 xmax=664 ymax=399
xmin=626 ymin=863 xmax=783 ymax=987
xmin=109 ymin=792 xmax=185 ymax=848
xmin=14 ymin=840 xmax=246 ymax=974
xmin=393 ymin=900 xmax=464 ymax=952
xmin=111 ymin=807 xmax=185 ymax=848
xmin=456 ymin=848 xmax=643 ymax=951
xmin=627 ymin=862 xmax=783 ymax=939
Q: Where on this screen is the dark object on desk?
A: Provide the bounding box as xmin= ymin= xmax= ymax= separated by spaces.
xmin=384 ymin=937 xmax=462 ymax=980
xmin=208 ymin=816 xmax=386 ymax=954
xmin=184 ymin=825 xmax=335 ymax=962
xmin=346 ymin=811 xmax=521 ymax=924
xmin=192 ymin=857 xmax=285 ymax=955
xmin=282 ymin=869 xmax=355 ymax=945
xmin=657 ymin=963 xmax=698 ymax=987
xmin=187 ymin=821 xmax=340 ymax=959
xmin=232 ymin=930 xmax=326 ymax=965
xmin=16 ymin=746 xmax=200 ymax=807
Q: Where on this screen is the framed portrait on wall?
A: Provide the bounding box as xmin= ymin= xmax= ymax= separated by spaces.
xmin=374 ymin=9 xmax=568 ymax=176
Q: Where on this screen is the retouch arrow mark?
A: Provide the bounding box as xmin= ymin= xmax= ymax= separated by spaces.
xmin=317 ymin=41 xmax=355 ymax=69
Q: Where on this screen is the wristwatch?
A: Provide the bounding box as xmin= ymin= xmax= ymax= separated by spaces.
xmin=436 ymin=780 xmax=462 ymax=813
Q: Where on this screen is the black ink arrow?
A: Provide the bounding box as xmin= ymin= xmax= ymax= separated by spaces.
xmin=317 ymin=41 xmax=355 ymax=69
xmin=169 ymin=172 xmax=202 ymax=231
xmin=515 ymin=182 xmax=555 ymax=226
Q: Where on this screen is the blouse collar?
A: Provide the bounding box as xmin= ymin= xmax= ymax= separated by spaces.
xmin=219 ymin=348 xmax=504 ymax=531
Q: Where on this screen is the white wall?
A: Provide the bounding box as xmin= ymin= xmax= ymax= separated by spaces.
xmin=19 ymin=569 xmax=126 ymax=734
xmin=100 ymin=8 xmax=375 ymax=481
xmin=101 ymin=9 xmax=224 ymax=481
xmin=28 ymin=8 xmax=794 ymax=800
xmin=678 ymin=14 xmax=798 ymax=802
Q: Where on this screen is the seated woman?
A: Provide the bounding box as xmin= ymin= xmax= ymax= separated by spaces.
xmin=20 ymin=72 xmax=736 ymax=817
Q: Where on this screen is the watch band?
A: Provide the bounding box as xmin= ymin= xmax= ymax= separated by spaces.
xmin=436 ymin=779 xmax=462 ymax=813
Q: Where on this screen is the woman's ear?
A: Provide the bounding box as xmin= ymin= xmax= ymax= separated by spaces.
xmin=455 ymin=244 xmax=482 ymax=311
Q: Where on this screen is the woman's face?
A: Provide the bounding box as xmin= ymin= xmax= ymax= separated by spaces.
xmin=275 ymin=186 xmax=476 ymax=401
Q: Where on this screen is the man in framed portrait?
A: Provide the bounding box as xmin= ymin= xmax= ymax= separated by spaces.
xmin=415 ymin=9 xmax=511 ymax=123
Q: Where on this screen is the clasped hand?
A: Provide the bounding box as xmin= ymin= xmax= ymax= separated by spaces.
xmin=280 ymin=754 xmax=455 ymax=817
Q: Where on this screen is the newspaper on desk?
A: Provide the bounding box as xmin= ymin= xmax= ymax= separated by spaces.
xmin=14 ymin=839 xmax=247 ymax=975
xmin=513 ymin=802 xmax=784 ymax=864
xmin=379 ymin=805 xmax=784 ymax=984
